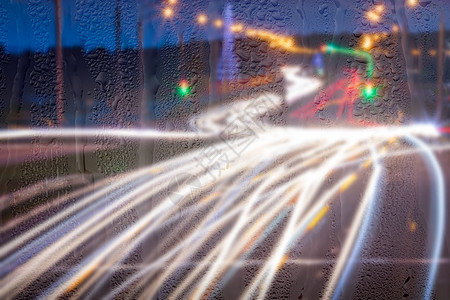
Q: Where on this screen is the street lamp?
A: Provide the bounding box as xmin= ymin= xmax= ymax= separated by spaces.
xmin=197 ymin=14 xmax=208 ymax=25
xmin=366 ymin=4 xmax=385 ymax=23
xmin=162 ymin=7 xmax=174 ymax=19
xmin=230 ymin=23 xmax=244 ymax=33
xmin=213 ymin=19 xmax=223 ymax=28
xmin=361 ymin=35 xmax=373 ymax=50
xmin=406 ymin=0 xmax=419 ymax=8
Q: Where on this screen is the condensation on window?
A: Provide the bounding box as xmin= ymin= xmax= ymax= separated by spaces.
xmin=0 ymin=0 xmax=449 ymax=299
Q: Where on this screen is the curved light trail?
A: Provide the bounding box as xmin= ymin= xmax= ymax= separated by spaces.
xmin=0 ymin=93 xmax=447 ymax=299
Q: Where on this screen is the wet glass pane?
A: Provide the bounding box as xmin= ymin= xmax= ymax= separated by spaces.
xmin=0 ymin=0 xmax=449 ymax=299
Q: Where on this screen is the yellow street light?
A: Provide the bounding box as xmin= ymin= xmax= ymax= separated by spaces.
xmin=361 ymin=35 xmax=373 ymax=50
xmin=213 ymin=19 xmax=223 ymax=28
xmin=197 ymin=14 xmax=208 ymax=25
xmin=162 ymin=7 xmax=174 ymax=19
xmin=366 ymin=11 xmax=381 ymax=23
xmin=230 ymin=23 xmax=244 ymax=33
xmin=411 ymin=49 xmax=421 ymax=56
xmin=374 ymin=4 xmax=385 ymax=14
xmin=168 ymin=0 xmax=177 ymax=5
xmin=406 ymin=0 xmax=419 ymax=8
xmin=366 ymin=4 xmax=385 ymax=23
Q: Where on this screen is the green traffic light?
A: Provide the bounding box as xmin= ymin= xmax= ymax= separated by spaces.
xmin=178 ymin=80 xmax=191 ymax=98
xmin=362 ymin=84 xmax=376 ymax=101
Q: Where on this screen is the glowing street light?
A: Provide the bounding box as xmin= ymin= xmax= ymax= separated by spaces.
xmin=162 ymin=7 xmax=174 ymax=19
xmin=168 ymin=0 xmax=177 ymax=5
xmin=374 ymin=4 xmax=385 ymax=14
xmin=366 ymin=11 xmax=381 ymax=22
xmin=213 ymin=19 xmax=223 ymax=28
xmin=230 ymin=23 xmax=244 ymax=33
xmin=361 ymin=35 xmax=373 ymax=50
xmin=197 ymin=14 xmax=208 ymax=25
xmin=360 ymin=33 xmax=388 ymax=50
xmin=366 ymin=4 xmax=385 ymax=23
xmin=411 ymin=48 xmax=421 ymax=56
xmin=406 ymin=0 xmax=419 ymax=8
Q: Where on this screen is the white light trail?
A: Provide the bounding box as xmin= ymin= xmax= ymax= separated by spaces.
xmin=281 ymin=66 xmax=322 ymax=105
xmin=325 ymin=143 xmax=382 ymax=300
xmin=0 ymin=93 xmax=446 ymax=299
xmin=406 ymin=135 xmax=445 ymax=300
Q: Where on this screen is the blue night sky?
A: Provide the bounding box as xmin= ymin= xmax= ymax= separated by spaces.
xmin=1 ymin=0 xmax=449 ymax=54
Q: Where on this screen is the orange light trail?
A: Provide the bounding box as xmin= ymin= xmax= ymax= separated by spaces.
xmin=244 ymin=28 xmax=317 ymax=54
xmin=227 ymin=25 xmax=317 ymax=54
xmin=339 ymin=174 xmax=358 ymax=193
xmin=306 ymin=205 xmax=330 ymax=231
xmin=276 ymin=254 xmax=289 ymax=271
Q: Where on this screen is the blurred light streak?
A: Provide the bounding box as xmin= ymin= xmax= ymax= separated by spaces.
xmin=0 ymin=124 xmax=440 ymax=145
xmin=322 ymin=44 xmax=374 ymax=79
xmin=406 ymin=135 xmax=445 ymax=300
xmin=328 ymin=143 xmax=382 ymax=300
xmin=243 ymin=29 xmax=317 ymax=54
xmin=210 ymin=208 xmax=291 ymax=298
xmin=439 ymin=127 xmax=450 ymax=134
xmin=0 ymin=128 xmax=213 ymax=141
xmin=0 ymin=89 xmax=446 ymax=300
xmin=306 ymin=205 xmax=330 ymax=231
xmin=281 ymin=66 xmax=322 ymax=105
xmin=339 ymin=173 xmax=358 ymax=192
xmin=242 ymin=141 xmax=366 ymax=299
xmin=104 ymin=137 xmax=314 ymax=299
xmin=291 ymin=70 xmax=363 ymax=121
